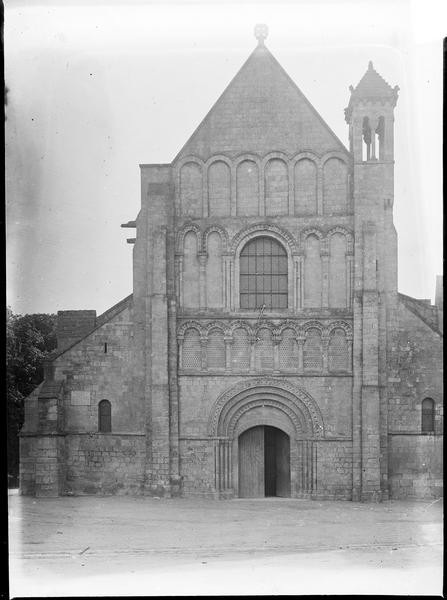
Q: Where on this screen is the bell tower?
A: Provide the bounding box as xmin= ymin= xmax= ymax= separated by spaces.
xmin=345 ymin=62 xmax=399 ymax=501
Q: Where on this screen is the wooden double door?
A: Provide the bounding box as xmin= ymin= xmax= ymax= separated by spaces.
xmin=238 ymin=426 xmax=291 ymax=498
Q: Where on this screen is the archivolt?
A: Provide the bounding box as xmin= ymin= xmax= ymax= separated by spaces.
xmin=208 ymin=377 xmax=324 ymax=438
xmin=229 ymin=222 xmax=298 ymax=255
xmin=175 ymin=223 xmax=202 ymax=253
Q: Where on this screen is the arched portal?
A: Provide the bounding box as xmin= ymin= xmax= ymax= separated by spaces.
xmin=208 ymin=378 xmax=324 ymax=499
xmin=239 ymin=425 xmax=290 ymax=498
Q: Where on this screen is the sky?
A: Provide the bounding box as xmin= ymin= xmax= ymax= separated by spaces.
xmin=5 ymin=0 xmax=444 ymax=316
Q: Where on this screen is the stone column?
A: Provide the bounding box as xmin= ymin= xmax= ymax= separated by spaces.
xmin=346 ymin=252 xmax=353 ymax=308
xmin=296 ymin=334 xmax=305 ymax=373
xmin=249 ymin=333 xmax=257 ymax=371
xmin=202 ymin=168 xmax=208 ymax=217
xmin=198 ymin=252 xmax=207 ymax=310
xmin=230 ymin=165 xmax=237 ymax=216
xmin=273 ymin=331 xmax=281 ymax=373
xmin=298 ymin=255 xmax=304 ymax=310
xmin=175 ymin=255 xmax=183 ymax=306
xmin=224 ymin=336 xmax=233 ymax=371
xmin=293 ymin=255 xmax=301 ymax=311
xmin=200 ymin=335 xmax=208 ymax=371
xmin=347 ymin=334 xmax=353 ymax=371
xmin=322 ymin=332 xmax=329 ymax=373
xmin=317 ymin=164 xmax=324 ymax=215
xmin=177 ymin=336 xmax=184 ymax=369
xmin=288 ymin=163 xmax=295 ymax=215
xmin=259 ymin=167 xmax=265 ymax=216
xmin=321 ymin=243 xmax=329 ymax=308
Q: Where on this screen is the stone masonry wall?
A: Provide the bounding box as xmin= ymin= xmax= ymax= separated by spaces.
xmin=387 ymin=302 xmax=443 ymax=433
xmin=313 ymin=440 xmax=352 ymax=500
xmin=65 ymin=434 xmax=145 ymax=495
xmin=54 ymin=304 xmax=143 ymax=435
xmin=178 ymin=375 xmax=353 ymax=498
xmin=387 ymin=300 xmax=443 ymax=499
xmin=20 ymin=301 xmax=147 ymax=496
xmin=179 ymin=439 xmax=217 ymax=498
xmin=388 ymin=435 xmax=443 ymax=499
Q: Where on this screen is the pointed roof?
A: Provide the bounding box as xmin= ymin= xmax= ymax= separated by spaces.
xmin=344 ymin=61 xmax=399 ymax=122
xmin=174 ymin=40 xmax=348 ymax=161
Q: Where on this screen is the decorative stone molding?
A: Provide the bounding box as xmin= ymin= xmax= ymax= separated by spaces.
xmin=301 ymin=320 xmax=325 ymax=334
xmin=229 ymin=222 xmax=298 ymax=255
xmin=175 ymin=223 xmax=202 ymax=253
xmin=174 ymin=155 xmax=205 ymax=171
xmin=234 ymin=152 xmax=263 ymax=167
xmin=320 ymin=150 xmax=353 ymax=167
xmin=208 ymin=377 xmax=325 ymax=438
xmin=261 ymin=150 xmax=290 ymax=167
xmin=277 ymin=320 xmax=300 ymax=335
xmin=177 ymin=320 xmax=203 ymax=337
xmin=204 ymin=154 xmax=233 ymax=169
xmin=326 ymin=320 xmax=353 ymax=336
xmin=205 ymin=322 xmax=228 ymax=335
xmin=326 ymin=226 xmax=354 ymax=254
xmin=227 ymin=398 xmax=304 ymax=438
xmin=291 ymin=151 xmax=320 ymax=168
xmin=229 ymin=320 xmax=252 ymax=334
xmin=202 ymin=225 xmax=230 ymax=253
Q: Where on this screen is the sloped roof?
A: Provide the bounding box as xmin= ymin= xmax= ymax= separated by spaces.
xmin=174 ymin=43 xmax=348 ymax=161
xmin=48 ymin=294 xmax=133 ymax=360
xmin=345 ymin=61 xmax=399 ymax=122
xmin=399 ymin=293 xmax=442 ymax=336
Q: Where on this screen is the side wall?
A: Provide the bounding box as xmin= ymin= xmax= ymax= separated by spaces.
xmin=387 ymin=301 xmax=443 ymax=499
xmin=20 ymin=302 xmax=147 ymax=496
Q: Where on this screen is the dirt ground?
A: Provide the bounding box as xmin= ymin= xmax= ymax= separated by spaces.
xmin=8 ymin=491 xmax=443 ymax=596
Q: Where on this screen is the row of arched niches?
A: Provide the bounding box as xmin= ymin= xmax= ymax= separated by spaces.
xmin=175 ymin=153 xmax=352 ymax=218
xmin=177 ymin=320 xmax=353 ymax=375
xmin=175 ymin=223 xmax=354 ymax=311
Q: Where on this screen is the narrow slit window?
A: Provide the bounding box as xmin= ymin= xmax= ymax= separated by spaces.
xmin=362 ymin=116 xmax=371 ymax=161
xmin=104 ymin=342 xmax=108 ymax=354
xmin=376 ymin=116 xmax=385 ymax=160
xmin=98 ymin=400 xmax=111 ymax=433
xmin=421 ymin=398 xmax=435 ymax=433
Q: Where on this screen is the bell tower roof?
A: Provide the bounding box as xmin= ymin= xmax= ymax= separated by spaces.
xmin=344 ymin=61 xmax=399 ymax=122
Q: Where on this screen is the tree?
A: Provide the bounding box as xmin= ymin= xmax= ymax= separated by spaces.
xmin=6 ymin=310 xmax=57 ymax=486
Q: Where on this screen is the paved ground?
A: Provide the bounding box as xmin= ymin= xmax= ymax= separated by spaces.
xmin=8 ymin=491 xmax=443 ymax=596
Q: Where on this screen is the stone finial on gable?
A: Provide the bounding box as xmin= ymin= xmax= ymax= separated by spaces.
xmin=254 ymin=24 xmax=268 ymax=46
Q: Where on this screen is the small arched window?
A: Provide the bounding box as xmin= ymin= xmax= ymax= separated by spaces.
xmin=421 ymin=398 xmax=435 ymax=433
xmin=240 ymin=237 xmax=288 ymax=310
xmin=98 ymin=400 xmax=111 ymax=433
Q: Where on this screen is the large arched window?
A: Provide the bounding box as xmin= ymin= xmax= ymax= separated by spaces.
xmin=240 ymin=237 xmax=288 ymax=309
xmin=421 ymin=398 xmax=435 ymax=433
xmin=98 ymin=400 xmax=111 ymax=433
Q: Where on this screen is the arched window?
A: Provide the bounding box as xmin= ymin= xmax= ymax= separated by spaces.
xmin=232 ymin=328 xmax=250 ymax=370
xmin=279 ymin=328 xmax=298 ymax=371
xmin=328 ymin=328 xmax=348 ymax=372
xmin=421 ymin=398 xmax=435 ymax=433
xmin=98 ymin=400 xmax=111 ymax=433
xmin=207 ymin=329 xmax=225 ymax=370
xmin=256 ymin=327 xmax=274 ymax=371
xmin=182 ymin=328 xmax=202 ymax=370
xmin=303 ymin=328 xmax=323 ymax=371
xmin=240 ymin=237 xmax=288 ymax=310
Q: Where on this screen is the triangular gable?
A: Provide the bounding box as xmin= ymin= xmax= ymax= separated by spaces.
xmin=174 ymin=45 xmax=348 ymax=161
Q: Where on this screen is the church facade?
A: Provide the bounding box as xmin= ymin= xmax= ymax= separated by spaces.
xmin=20 ymin=30 xmax=443 ymax=501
